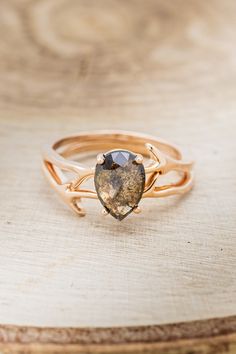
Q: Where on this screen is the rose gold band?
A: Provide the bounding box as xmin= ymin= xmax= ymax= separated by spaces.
xmin=42 ymin=131 xmax=194 ymax=217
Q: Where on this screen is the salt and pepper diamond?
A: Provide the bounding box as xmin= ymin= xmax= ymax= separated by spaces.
xmin=94 ymin=150 xmax=145 ymax=220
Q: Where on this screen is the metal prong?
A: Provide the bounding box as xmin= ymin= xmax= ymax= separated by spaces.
xmin=133 ymin=206 xmax=142 ymax=214
xmin=97 ymin=153 xmax=105 ymax=165
xmin=135 ymin=154 xmax=143 ymax=164
xmin=101 ymin=208 xmax=109 ymax=216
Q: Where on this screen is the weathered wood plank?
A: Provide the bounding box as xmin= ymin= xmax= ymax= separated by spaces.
xmin=0 ymin=0 xmax=235 ymax=352
xmin=1 ymin=317 xmax=236 ymax=353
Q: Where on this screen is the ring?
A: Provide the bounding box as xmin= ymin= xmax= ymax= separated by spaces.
xmin=42 ymin=131 xmax=194 ymax=221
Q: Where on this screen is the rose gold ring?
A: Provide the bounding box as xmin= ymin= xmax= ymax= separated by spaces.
xmin=42 ymin=131 xmax=194 ymax=221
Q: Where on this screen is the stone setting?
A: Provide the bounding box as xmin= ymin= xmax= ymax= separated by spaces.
xmin=94 ymin=150 xmax=145 ymax=220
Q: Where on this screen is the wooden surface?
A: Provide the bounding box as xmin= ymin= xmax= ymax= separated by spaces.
xmin=0 ymin=0 xmax=236 ymax=352
xmin=0 ymin=317 xmax=236 ymax=353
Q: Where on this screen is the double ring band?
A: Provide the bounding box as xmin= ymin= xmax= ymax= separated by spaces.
xmin=42 ymin=131 xmax=194 ymax=221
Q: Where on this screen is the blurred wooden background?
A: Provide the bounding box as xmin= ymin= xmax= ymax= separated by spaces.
xmin=0 ymin=0 xmax=236 ymax=353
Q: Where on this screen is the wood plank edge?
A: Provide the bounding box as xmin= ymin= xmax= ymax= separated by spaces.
xmin=0 ymin=315 xmax=235 ymax=352
xmin=0 ymin=333 xmax=236 ymax=354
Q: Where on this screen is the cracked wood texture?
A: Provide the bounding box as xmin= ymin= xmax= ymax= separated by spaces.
xmin=0 ymin=0 xmax=236 ymax=353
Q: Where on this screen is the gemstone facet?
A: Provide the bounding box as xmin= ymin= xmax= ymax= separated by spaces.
xmin=94 ymin=150 xmax=145 ymax=220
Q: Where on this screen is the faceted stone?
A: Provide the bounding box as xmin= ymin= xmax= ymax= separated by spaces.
xmin=94 ymin=150 xmax=145 ymax=220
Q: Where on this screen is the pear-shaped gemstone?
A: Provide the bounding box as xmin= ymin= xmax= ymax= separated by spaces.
xmin=94 ymin=150 xmax=145 ymax=220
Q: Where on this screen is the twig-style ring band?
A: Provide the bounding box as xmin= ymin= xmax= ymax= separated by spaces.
xmin=42 ymin=131 xmax=194 ymax=221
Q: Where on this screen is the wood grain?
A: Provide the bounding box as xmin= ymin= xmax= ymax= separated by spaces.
xmin=0 ymin=0 xmax=236 ymax=352
xmin=1 ymin=316 xmax=236 ymax=353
